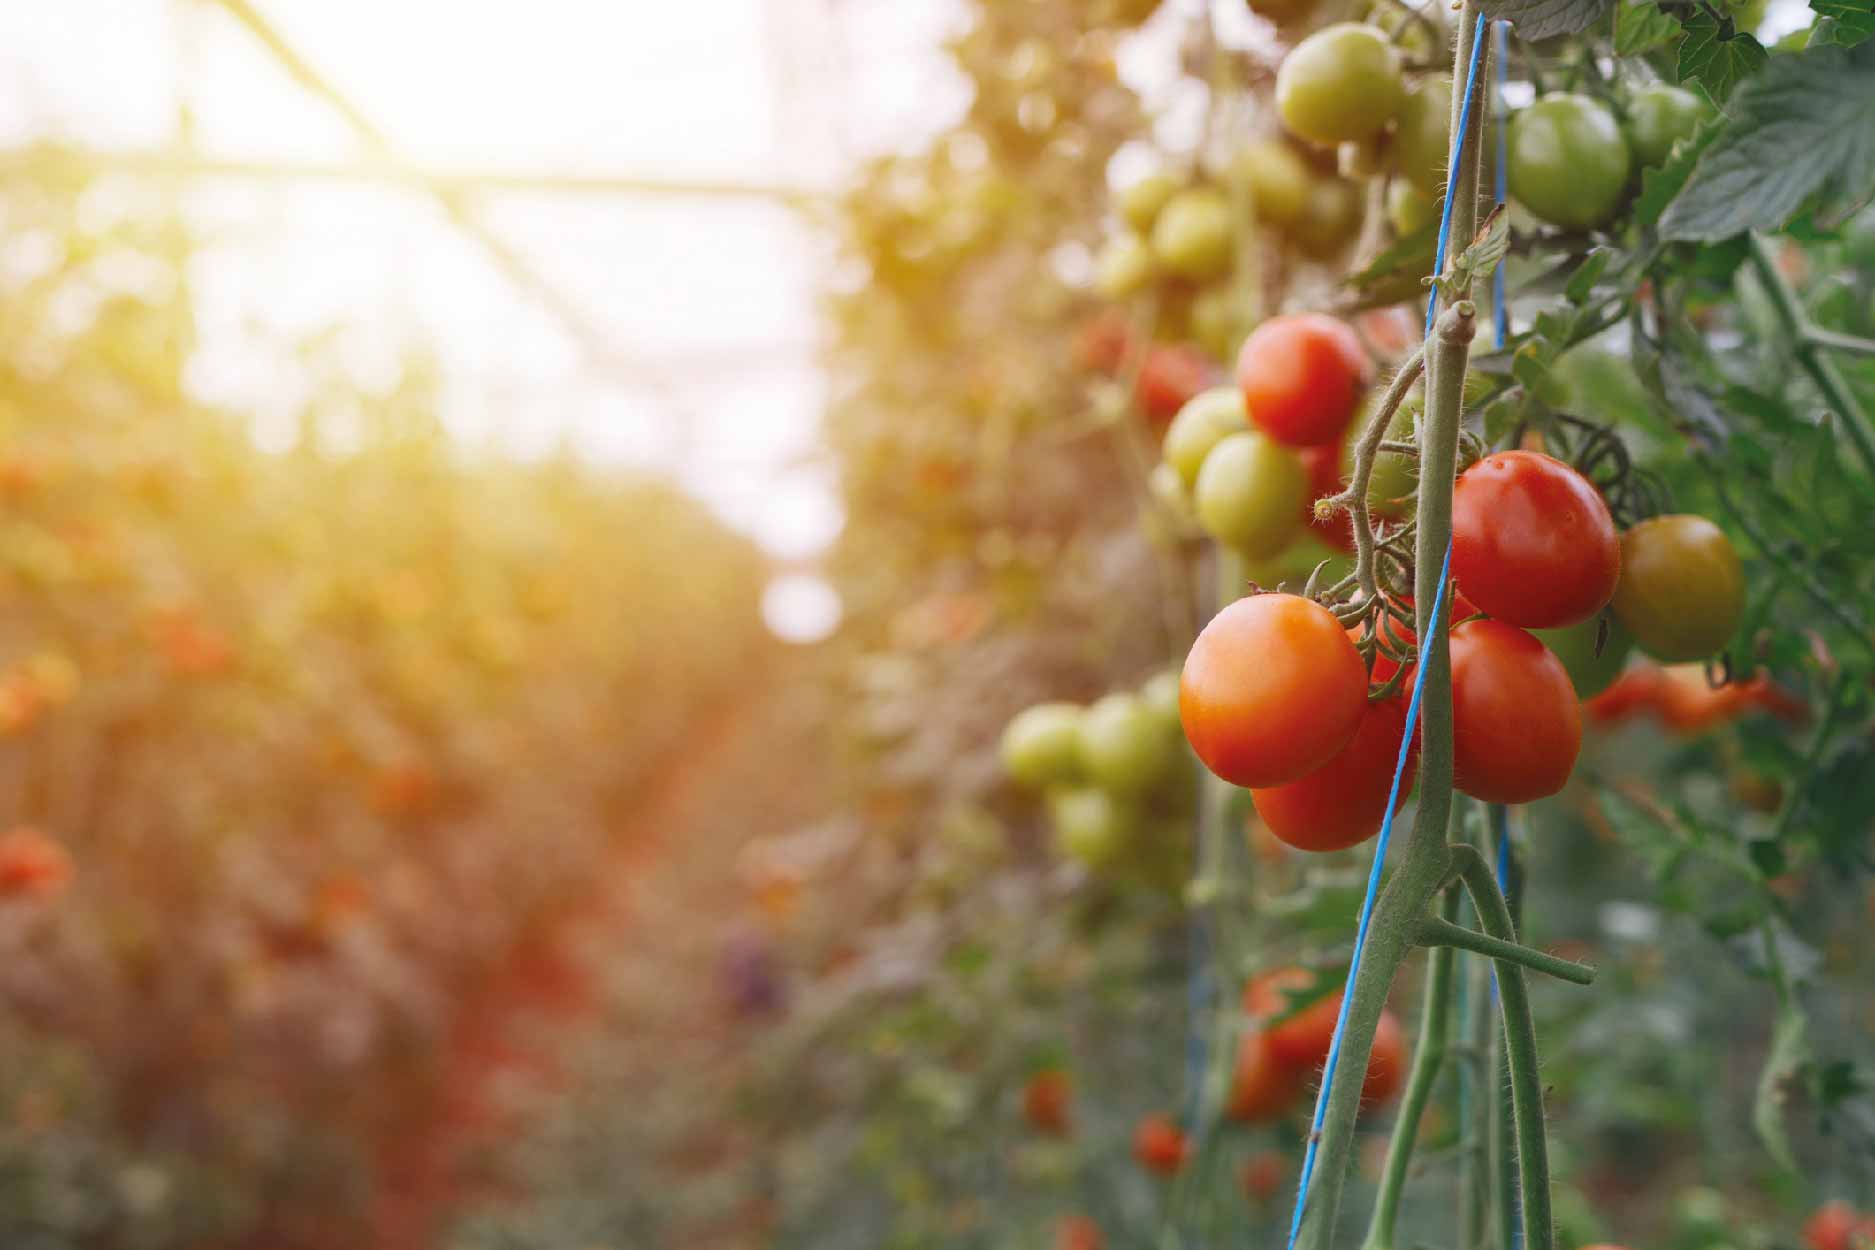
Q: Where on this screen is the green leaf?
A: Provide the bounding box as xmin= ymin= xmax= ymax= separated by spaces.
xmin=1636 ymin=116 xmax=1722 ymax=227
xmin=1678 ymin=7 xmax=1770 ymax=102
xmin=1481 ymin=0 xmax=1612 ymax=40
xmin=1616 ymin=0 xmax=1685 ymax=53
xmin=1753 ymin=1001 xmax=1809 ymax=1172
xmin=1564 ymin=248 xmax=1613 ymax=303
xmin=1660 ymin=41 xmax=1875 ymax=240
xmin=1438 ymin=205 xmax=1511 ymax=297
xmin=1811 ymin=0 xmax=1875 ymax=47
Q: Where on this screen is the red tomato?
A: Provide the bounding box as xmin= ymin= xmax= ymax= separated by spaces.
xmin=1181 ymin=594 xmax=1368 ymax=788
xmin=0 ymin=827 xmax=72 ymax=900
xmin=1241 ymin=1150 xmax=1287 ymax=1203
xmin=1023 ymin=1069 xmax=1072 ymax=1135
xmin=1803 ymin=1202 xmax=1875 ymax=1250
xmin=1133 ymin=1114 xmax=1190 ymax=1175
xmin=1584 ymin=666 xmax=1666 ymax=725
xmin=1587 ymin=664 xmax=1809 ymax=734
xmin=1451 ymin=451 xmax=1620 ymax=629
xmin=1244 ymin=970 xmax=1404 ymax=1106
xmin=1138 ymin=344 xmax=1217 ymax=425
xmin=1054 ymin=1215 xmax=1105 ymax=1250
xmin=1251 ymin=696 xmax=1416 ymax=852
xmin=1236 ymin=313 xmax=1370 ymax=448
xmin=1227 ymin=1029 xmax=1302 ymax=1122
xmin=1450 ymin=618 xmax=1582 ymax=803
xmin=1073 ymin=309 xmax=1131 ymax=375
xmin=1300 ymin=442 xmax=1354 ymax=551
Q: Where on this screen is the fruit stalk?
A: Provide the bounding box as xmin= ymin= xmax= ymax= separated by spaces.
xmin=1329 ymin=346 xmax=1426 ymax=607
xmin=1453 ymin=841 xmax=1555 ymax=1250
xmin=1361 ymin=886 xmax=1461 ymax=1250
xmin=1413 ymin=915 xmax=1595 ymax=984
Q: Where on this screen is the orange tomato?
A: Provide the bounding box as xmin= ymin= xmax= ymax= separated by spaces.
xmin=1023 ymin=1069 xmax=1073 ymax=1136
xmin=1133 ymin=1114 xmax=1190 ymax=1176
xmin=1227 ymin=1030 xmax=1302 ymax=1122
xmin=1450 ymin=618 xmax=1582 ymax=803
xmin=1251 ymin=696 xmax=1416 ymax=852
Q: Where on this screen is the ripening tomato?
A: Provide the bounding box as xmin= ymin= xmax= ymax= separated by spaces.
xmin=1451 ymin=450 xmax=1620 ymax=629
xmin=0 ymin=827 xmax=72 ymax=900
xmin=1245 ymin=969 xmax=1405 ymax=1106
xmin=1251 ymin=696 xmax=1416 ymax=852
xmin=1023 ymin=1069 xmax=1073 ymax=1135
xmin=1227 ymin=1029 xmax=1302 ymax=1122
xmin=1137 ymin=344 xmax=1216 ymax=424
xmin=1133 ymin=1114 xmax=1190 ymax=1175
xmin=1533 ymin=611 xmax=1635 ymax=699
xmin=1508 ymin=94 xmax=1632 ymax=230
xmin=1072 ymin=309 xmax=1132 ymax=375
xmin=1181 ymin=594 xmax=1368 ymax=787
xmin=1610 ymin=514 xmax=1744 ymax=662
xmin=1054 ymin=1215 xmax=1105 ymax=1250
xmin=1001 ymin=703 xmax=1086 ymax=788
xmin=1192 ymin=432 xmax=1309 ymax=557
xmin=1658 ymin=668 xmax=1808 ymax=733
xmin=1276 ymin=23 xmax=1406 ymax=147
xmin=1803 ymin=1202 xmax=1875 ymax=1250
xmin=1237 ymin=314 xmax=1369 ymax=448
xmin=1450 ymin=618 xmax=1582 ymax=803
xmin=1164 ymin=387 xmax=1248 ymax=489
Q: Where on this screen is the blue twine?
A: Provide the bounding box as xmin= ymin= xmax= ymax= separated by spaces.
xmin=1285 ymin=16 xmax=1490 ymax=1249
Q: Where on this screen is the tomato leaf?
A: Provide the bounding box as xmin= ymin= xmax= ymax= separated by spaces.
xmin=1436 ymin=205 xmax=1511 ymax=298
xmin=1677 ymin=7 xmax=1769 ymax=102
xmin=1615 ymin=0 xmax=1685 ymax=54
xmin=1480 ymin=0 xmax=1611 ymax=41
xmin=1660 ymin=41 xmax=1875 ymax=240
xmin=1564 ymin=248 xmax=1613 ymax=303
xmin=1635 ymin=117 xmax=1723 ymax=227
xmin=1810 ymin=0 xmax=1875 ymax=47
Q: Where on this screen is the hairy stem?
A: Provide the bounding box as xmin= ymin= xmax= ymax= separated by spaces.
xmin=1746 ymin=233 xmax=1875 ymax=480
xmin=1329 ymin=347 xmax=1427 ymax=605
xmin=1415 ymin=916 xmax=1596 ymax=985
xmin=1458 ymin=944 xmax=1493 ymax=1250
xmin=1454 ymin=843 xmax=1555 ymax=1250
xmin=1362 ymin=887 xmax=1461 ymax=1250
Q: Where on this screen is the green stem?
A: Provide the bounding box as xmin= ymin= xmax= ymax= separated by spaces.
xmin=1414 ymin=916 xmax=1596 ymax=985
xmin=1362 ymin=888 xmax=1462 ymax=1250
xmin=1453 ymin=843 xmax=1555 ymax=1250
xmin=1801 ymin=325 xmax=1875 ymax=359
xmin=1329 ymin=347 xmax=1427 ymax=606
xmin=1746 ymin=233 xmax=1875 ymax=480
xmin=1458 ymin=944 xmax=1493 ymax=1250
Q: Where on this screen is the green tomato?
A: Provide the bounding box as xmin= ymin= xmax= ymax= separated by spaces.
xmin=1191 ymin=286 xmax=1248 ymax=362
xmin=1193 ymin=431 xmax=1309 ymax=557
xmin=1290 ymin=175 xmax=1366 ymax=259
xmin=1532 ymin=612 xmax=1634 ymax=700
xmin=1145 ymin=460 xmax=1200 ymax=539
xmin=1000 ymin=702 xmax=1086 ymax=788
xmin=1163 ymin=387 xmax=1248 ymax=488
xmin=1276 ymin=23 xmax=1406 ymax=147
xmin=1391 ymin=75 xmax=1451 ymax=196
xmin=1729 ymin=0 xmax=1768 ymax=30
xmin=1610 ymin=514 xmax=1744 ymax=661
xmin=1140 ymin=668 xmax=1182 ymax=736
xmin=1119 ymin=171 xmax=1183 ymax=234
xmin=1387 ymin=180 xmax=1438 ymax=237
xmin=1229 ymin=139 xmax=1312 ymax=229
xmin=1078 ymin=692 xmax=1178 ymax=793
xmin=1508 ymin=94 xmax=1632 ymax=230
xmin=1048 ymin=787 xmax=1133 ymax=869
xmin=1625 ymin=83 xmax=1712 ymax=166
xmin=1094 ymin=233 xmax=1155 ymax=299
xmin=1151 ymin=187 xmax=1235 ymax=280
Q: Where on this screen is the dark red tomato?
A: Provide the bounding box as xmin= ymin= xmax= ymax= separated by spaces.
xmin=1138 ymin=344 xmax=1217 ymax=425
xmin=1300 ymin=442 xmax=1354 ymax=552
xmin=1227 ymin=1029 xmax=1302 ymax=1122
xmin=1072 ymin=309 xmax=1131 ymax=375
xmin=1054 ymin=1215 xmax=1105 ymax=1250
xmin=1450 ymin=618 xmax=1582 ymax=803
xmin=1133 ymin=1114 xmax=1190 ymax=1175
xmin=1023 ymin=1069 xmax=1072 ymax=1135
xmin=1236 ymin=313 xmax=1370 ymax=448
xmin=1251 ymin=695 xmax=1415 ymax=852
xmin=1181 ymin=594 xmax=1368 ymax=788
xmin=1451 ymin=451 xmax=1620 ymax=629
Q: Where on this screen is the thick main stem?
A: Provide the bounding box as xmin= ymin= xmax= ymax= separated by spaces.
xmin=1454 ymin=843 xmax=1555 ymax=1250
xmin=1293 ymin=303 xmax=1476 ymax=1250
xmin=1362 ymin=887 xmax=1461 ymax=1250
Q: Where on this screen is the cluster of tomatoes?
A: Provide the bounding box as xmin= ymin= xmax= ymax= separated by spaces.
xmin=998 ymin=671 xmax=1191 ymax=889
xmin=1226 ymin=966 xmax=1403 ymax=1123
xmin=1179 ymin=422 xmax=1748 ymax=848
